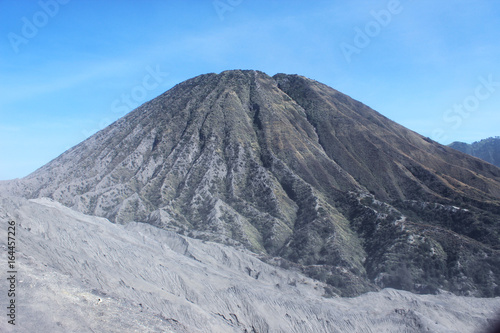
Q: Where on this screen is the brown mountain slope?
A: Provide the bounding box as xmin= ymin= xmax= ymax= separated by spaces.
xmin=274 ymin=73 xmax=500 ymax=203
xmin=3 ymin=70 xmax=500 ymax=296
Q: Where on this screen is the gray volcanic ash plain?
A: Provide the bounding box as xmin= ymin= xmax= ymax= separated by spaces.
xmin=1 ymin=195 xmax=499 ymax=332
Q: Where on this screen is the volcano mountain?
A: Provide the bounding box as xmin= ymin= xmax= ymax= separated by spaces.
xmin=4 ymin=70 xmax=500 ymax=297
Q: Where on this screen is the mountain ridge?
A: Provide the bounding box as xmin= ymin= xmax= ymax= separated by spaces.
xmin=450 ymin=137 xmax=500 ymax=168
xmin=2 ymin=70 xmax=500 ymax=297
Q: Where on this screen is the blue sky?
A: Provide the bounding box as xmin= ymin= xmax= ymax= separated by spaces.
xmin=1 ymin=0 xmax=500 ymax=180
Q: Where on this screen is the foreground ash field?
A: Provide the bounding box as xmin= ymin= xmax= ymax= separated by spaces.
xmin=1 ymin=196 xmax=499 ymax=332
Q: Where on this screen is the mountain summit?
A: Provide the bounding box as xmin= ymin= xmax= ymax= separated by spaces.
xmin=5 ymin=70 xmax=500 ymax=296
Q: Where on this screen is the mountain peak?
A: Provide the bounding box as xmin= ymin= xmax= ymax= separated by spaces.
xmin=4 ymin=71 xmax=500 ymax=297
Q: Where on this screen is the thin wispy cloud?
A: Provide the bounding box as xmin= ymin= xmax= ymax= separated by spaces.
xmin=0 ymin=59 xmax=137 ymax=104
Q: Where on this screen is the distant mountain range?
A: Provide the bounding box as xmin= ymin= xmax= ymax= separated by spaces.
xmin=2 ymin=70 xmax=500 ymax=298
xmin=449 ymin=137 xmax=500 ymax=168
